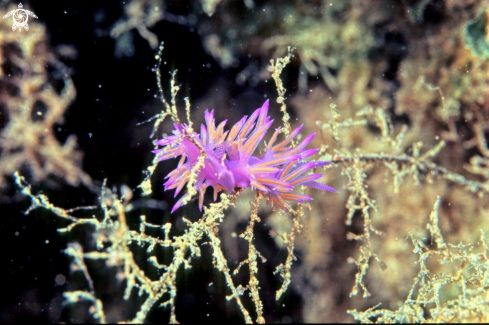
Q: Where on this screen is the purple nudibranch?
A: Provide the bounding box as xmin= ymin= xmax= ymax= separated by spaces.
xmin=153 ymin=100 xmax=337 ymax=213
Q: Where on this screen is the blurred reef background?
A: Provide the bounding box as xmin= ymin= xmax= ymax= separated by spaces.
xmin=1 ymin=0 xmax=489 ymax=323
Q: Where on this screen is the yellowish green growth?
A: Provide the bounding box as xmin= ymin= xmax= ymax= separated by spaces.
xmin=0 ymin=10 xmax=90 ymax=188
xmin=315 ymin=100 xmax=489 ymax=300
xmin=348 ymin=196 xmax=489 ymax=323
xmin=269 ymin=46 xmax=295 ymax=136
xmin=274 ymin=202 xmax=307 ymax=300
xmin=13 ymin=47 xmax=313 ymax=323
xmin=233 ymin=193 xmax=266 ymax=324
xmin=138 ymin=42 xmax=185 ymax=196
xmin=110 ymin=0 xmax=164 ymax=50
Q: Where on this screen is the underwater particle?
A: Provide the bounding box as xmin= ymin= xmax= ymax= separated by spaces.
xmin=55 ymin=274 xmax=66 ymax=285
